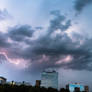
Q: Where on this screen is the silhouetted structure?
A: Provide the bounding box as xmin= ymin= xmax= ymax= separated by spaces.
xmin=10 ymin=80 xmax=15 ymax=85
xmin=74 ymin=87 xmax=80 ymax=92
xmin=35 ymin=80 xmax=41 ymax=87
xmin=0 ymin=83 xmax=90 ymax=92
xmin=84 ymin=86 xmax=89 ymax=92
xmin=60 ymin=88 xmax=70 ymax=92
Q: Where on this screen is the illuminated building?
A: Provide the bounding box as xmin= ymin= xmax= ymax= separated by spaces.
xmin=9 ymin=81 xmax=16 ymax=85
xmin=9 ymin=81 xmax=31 ymax=86
xmin=0 ymin=76 xmax=7 ymax=84
xmin=66 ymin=83 xmax=89 ymax=92
xmin=41 ymin=70 xmax=58 ymax=89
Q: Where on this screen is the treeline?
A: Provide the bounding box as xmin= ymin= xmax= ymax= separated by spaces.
xmin=0 ymin=84 xmax=86 ymax=92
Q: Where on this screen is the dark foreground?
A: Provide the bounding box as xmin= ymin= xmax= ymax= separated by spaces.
xmin=0 ymin=84 xmax=87 ymax=92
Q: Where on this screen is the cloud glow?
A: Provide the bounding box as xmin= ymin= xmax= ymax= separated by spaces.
xmin=56 ymin=55 xmax=73 ymax=65
xmin=0 ymin=51 xmax=30 ymax=69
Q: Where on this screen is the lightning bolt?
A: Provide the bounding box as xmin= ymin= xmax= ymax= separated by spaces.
xmin=0 ymin=52 xmax=20 ymax=65
xmin=0 ymin=51 xmax=30 ymax=69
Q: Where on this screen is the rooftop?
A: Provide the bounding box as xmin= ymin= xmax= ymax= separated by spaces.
xmin=0 ymin=76 xmax=7 ymax=80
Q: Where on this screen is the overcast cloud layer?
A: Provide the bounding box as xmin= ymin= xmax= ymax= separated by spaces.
xmin=0 ymin=9 xmax=92 ymax=72
xmin=0 ymin=1 xmax=92 ymax=89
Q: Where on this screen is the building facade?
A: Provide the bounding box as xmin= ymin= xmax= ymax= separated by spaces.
xmin=0 ymin=77 xmax=7 ymax=84
xmin=41 ymin=70 xmax=58 ymax=89
xmin=84 ymin=86 xmax=89 ymax=92
xmin=66 ymin=83 xmax=89 ymax=92
xmin=35 ymin=80 xmax=41 ymax=87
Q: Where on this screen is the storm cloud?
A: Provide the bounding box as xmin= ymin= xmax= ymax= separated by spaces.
xmin=8 ymin=25 xmax=34 ymax=42
xmin=0 ymin=10 xmax=92 ymax=73
xmin=74 ymin=0 xmax=92 ymax=13
xmin=0 ymin=33 xmax=10 ymax=48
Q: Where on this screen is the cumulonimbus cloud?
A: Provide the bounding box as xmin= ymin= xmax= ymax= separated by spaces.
xmin=0 ymin=10 xmax=92 ymax=72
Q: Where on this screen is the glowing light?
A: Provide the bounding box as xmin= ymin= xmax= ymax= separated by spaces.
xmin=56 ymin=55 xmax=73 ymax=64
xmin=39 ymin=54 xmax=49 ymax=63
xmin=7 ymin=38 xmax=13 ymax=43
xmin=0 ymin=52 xmax=30 ymax=69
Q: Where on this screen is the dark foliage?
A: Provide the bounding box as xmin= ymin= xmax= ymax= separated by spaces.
xmin=0 ymin=84 xmax=85 ymax=92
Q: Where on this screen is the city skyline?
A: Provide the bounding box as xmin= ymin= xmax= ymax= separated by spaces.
xmin=0 ymin=0 xmax=92 ymax=91
xmin=0 ymin=71 xmax=89 ymax=92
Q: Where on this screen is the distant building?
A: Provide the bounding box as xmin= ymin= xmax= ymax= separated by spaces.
xmin=74 ymin=87 xmax=80 ymax=92
xmin=0 ymin=76 xmax=7 ymax=84
xmin=41 ymin=70 xmax=58 ymax=89
xmin=84 ymin=86 xmax=89 ymax=92
xmin=35 ymin=80 xmax=41 ymax=87
xmin=66 ymin=83 xmax=89 ymax=92
xmin=8 ymin=81 xmax=31 ymax=86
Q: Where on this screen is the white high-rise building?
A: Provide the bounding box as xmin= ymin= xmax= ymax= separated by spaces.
xmin=41 ymin=70 xmax=58 ymax=89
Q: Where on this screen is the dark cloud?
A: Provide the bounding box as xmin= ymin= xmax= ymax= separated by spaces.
xmin=21 ymin=11 xmax=92 ymax=72
xmin=8 ymin=25 xmax=34 ymax=42
xmin=74 ymin=0 xmax=92 ymax=13
xmin=48 ymin=10 xmax=71 ymax=34
xmin=0 ymin=10 xmax=92 ymax=73
xmin=29 ymin=33 xmax=92 ymax=71
xmin=0 ymin=33 xmax=10 ymax=48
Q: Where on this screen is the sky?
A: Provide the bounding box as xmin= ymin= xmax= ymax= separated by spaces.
xmin=0 ymin=0 xmax=92 ymax=90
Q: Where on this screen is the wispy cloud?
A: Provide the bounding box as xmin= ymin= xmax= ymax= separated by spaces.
xmin=0 ymin=9 xmax=10 ymax=21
